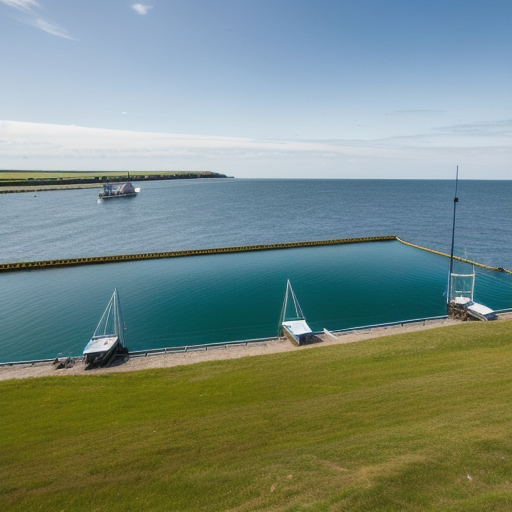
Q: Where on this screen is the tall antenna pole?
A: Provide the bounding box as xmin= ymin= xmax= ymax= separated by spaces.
xmin=447 ymin=166 xmax=459 ymax=303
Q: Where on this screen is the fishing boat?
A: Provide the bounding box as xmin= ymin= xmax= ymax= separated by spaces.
xmin=98 ymin=182 xmax=140 ymax=199
xmin=83 ymin=288 xmax=128 ymax=367
xmin=279 ymin=280 xmax=315 ymax=346
xmin=446 ymin=168 xmax=497 ymax=321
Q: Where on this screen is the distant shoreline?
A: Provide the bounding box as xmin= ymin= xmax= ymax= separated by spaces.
xmin=0 ymin=171 xmax=231 ymax=193
xmin=0 ymin=184 xmax=103 ymax=193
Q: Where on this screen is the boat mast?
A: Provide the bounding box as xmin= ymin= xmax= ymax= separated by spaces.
xmin=113 ymin=288 xmax=118 ymax=338
xmin=447 ymin=166 xmax=459 ymax=304
xmin=115 ymin=288 xmax=126 ymax=347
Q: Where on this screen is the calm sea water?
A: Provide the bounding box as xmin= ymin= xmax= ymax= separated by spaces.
xmin=1 ymin=179 xmax=511 ymax=362
xmin=2 ymin=179 xmax=511 ymax=268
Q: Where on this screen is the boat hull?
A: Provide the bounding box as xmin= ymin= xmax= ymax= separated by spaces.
xmin=98 ymin=182 xmax=139 ymax=199
xmin=83 ymin=335 xmax=120 ymax=367
xmin=282 ymin=320 xmax=314 ymax=346
xmin=98 ymin=192 xmax=137 ymax=199
xmin=447 ymin=299 xmax=498 ymax=321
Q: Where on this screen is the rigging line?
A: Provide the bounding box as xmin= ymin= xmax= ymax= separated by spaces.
xmin=103 ymin=302 xmax=112 ymax=336
xmin=288 ymin=282 xmax=304 ymax=319
xmin=93 ymin=291 xmax=114 ymax=336
xmin=114 ymin=288 xmax=125 ymax=345
xmin=278 ymin=280 xmax=290 ymax=334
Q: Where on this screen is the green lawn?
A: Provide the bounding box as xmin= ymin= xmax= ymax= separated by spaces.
xmin=1 ymin=321 xmax=511 ymax=511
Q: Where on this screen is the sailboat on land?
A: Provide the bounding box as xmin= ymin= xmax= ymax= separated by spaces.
xmin=446 ymin=168 xmax=497 ymax=321
xmin=279 ymin=280 xmax=315 ymax=346
xmin=83 ymin=288 xmax=128 ymax=367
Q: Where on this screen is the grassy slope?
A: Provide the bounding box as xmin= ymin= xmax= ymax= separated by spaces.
xmin=1 ymin=321 xmax=511 ymax=512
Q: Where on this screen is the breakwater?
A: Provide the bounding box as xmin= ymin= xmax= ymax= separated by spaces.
xmin=1 ymin=235 xmax=510 ymax=274
xmin=395 ymin=237 xmax=512 ymax=274
xmin=0 ymin=236 xmax=396 ymax=271
xmin=0 ymin=184 xmax=102 ymax=194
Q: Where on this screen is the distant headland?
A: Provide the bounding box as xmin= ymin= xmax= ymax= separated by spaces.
xmin=0 ymin=170 xmax=232 ymax=193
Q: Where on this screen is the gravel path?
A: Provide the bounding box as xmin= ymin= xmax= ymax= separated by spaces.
xmin=2 ymin=316 xmax=492 ymax=381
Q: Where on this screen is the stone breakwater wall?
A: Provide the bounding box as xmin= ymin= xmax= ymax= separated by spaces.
xmin=395 ymin=237 xmax=511 ymax=274
xmin=0 ymin=236 xmax=395 ymax=272
xmin=0 ymin=236 xmax=510 ymax=274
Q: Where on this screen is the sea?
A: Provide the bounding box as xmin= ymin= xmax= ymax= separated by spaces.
xmin=1 ymin=179 xmax=511 ymax=363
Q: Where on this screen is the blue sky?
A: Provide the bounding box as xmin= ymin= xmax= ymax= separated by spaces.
xmin=1 ymin=0 xmax=510 ymax=178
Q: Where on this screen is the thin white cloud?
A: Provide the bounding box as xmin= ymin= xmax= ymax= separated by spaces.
xmin=0 ymin=0 xmax=39 ymax=11
xmin=32 ymin=17 xmax=73 ymax=39
xmin=0 ymin=119 xmax=507 ymax=154
xmin=132 ymin=3 xmax=153 ymax=15
xmin=0 ymin=120 xmax=510 ymax=179
xmin=432 ymin=119 xmax=512 ymax=137
xmin=386 ymin=110 xmax=446 ymax=115
xmin=1 ymin=0 xmax=73 ymax=39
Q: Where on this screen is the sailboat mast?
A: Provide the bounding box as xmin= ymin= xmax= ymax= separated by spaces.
xmin=115 ymin=288 xmax=126 ymax=346
xmin=447 ymin=166 xmax=459 ymax=303
xmin=113 ymin=288 xmax=118 ymax=338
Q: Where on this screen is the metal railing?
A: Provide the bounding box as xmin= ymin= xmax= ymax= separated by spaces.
xmin=2 ymin=311 xmax=511 ymax=367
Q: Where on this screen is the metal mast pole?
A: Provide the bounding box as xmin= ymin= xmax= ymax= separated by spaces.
xmin=447 ymin=166 xmax=459 ymax=304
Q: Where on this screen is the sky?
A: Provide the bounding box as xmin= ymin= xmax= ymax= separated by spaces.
xmin=0 ymin=0 xmax=511 ymax=179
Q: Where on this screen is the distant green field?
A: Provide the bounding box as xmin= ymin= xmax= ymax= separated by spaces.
xmin=0 ymin=170 xmax=209 ymax=180
xmin=1 ymin=321 xmax=511 ymax=511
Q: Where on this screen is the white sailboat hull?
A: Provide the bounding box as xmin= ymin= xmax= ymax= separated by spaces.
xmin=282 ymin=320 xmax=314 ymax=346
xmin=83 ymin=335 xmax=120 ymax=365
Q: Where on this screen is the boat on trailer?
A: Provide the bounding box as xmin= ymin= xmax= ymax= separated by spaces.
xmin=446 ymin=168 xmax=497 ymax=321
xmin=98 ymin=182 xmax=140 ymax=199
xmin=279 ymin=280 xmax=315 ymax=346
xmin=83 ymin=288 xmax=128 ymax=367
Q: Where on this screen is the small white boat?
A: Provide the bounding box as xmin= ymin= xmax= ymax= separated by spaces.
xmin=449 ymin=295 xmax=498 ymax=321
xmin=98 ymin=182 xmax=140 ymax=199
xmin=83 ymin=288 xmax=128 ymax=367
xmin=279 ymin=280 xmax=314 ymax=346
xmin=465 ymin=301 xmax=498 ymax=321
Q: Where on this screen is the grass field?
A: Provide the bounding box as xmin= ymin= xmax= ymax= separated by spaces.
xmin=1 ymin=321 xmax=511 ymax=511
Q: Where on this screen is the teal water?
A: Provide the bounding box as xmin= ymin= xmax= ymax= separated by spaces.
xmin=1 ymin=240 xmax=511 ymax=363
xmin=1 ymin=179 xmax=511 ymax=362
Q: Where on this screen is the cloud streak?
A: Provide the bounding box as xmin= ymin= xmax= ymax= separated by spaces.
xmin=0 ymin=120 xmax=510 ymax=178
xmin=0 ymin=0 xmax=73 ymax=39
xmin=31 ymin=17 xmax=73 ymax=39
xmin=1 ymin=119 xmax=510 ymax=155
xmin=0 ymin=0 xmax=38 ymax=10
